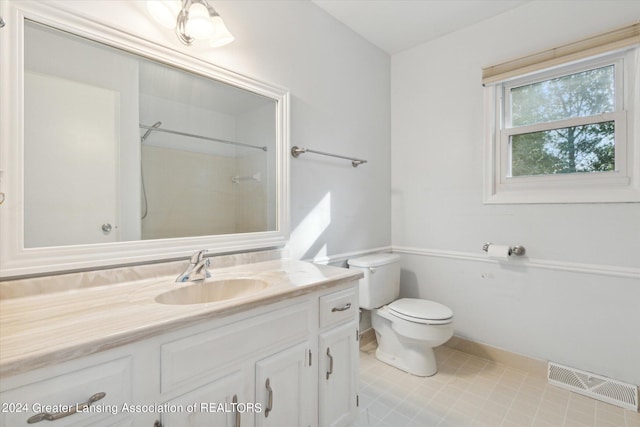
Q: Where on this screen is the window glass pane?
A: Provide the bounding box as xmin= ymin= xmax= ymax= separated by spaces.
xmin=510 ymin=121 xmax=614 ymax=176
xmin=510 ymin=65 xmax=614 ymax=127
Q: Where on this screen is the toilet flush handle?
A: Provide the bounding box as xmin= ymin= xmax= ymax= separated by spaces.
xmin=368 ymin=267 xmax=376 ymax=274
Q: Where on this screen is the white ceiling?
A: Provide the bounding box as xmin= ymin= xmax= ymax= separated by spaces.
xmin=312 ymin=0 xmax=530 ymax=55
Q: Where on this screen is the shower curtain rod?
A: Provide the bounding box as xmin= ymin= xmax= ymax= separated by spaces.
xmin=139 ymin=124 xmax=268 ymax=151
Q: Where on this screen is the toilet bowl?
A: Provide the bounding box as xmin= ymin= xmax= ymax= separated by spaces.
xmin=372 ymin=298 xmax=453 ymax=376
xmin=348 ymin=253 xmax=454 ymax=377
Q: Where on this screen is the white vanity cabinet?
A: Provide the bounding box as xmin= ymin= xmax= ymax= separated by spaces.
xmin=0 ymin=280 xmax=359 ymax=427
xmin=153 ymin=281 xmax=358 ymax=427
xmin=156 ymin=298 xmax=316 ymax=427
xmin=318 ymin=287 xmax=360 ymax=427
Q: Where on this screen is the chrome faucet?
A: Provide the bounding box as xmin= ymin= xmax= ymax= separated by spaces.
xmin=176 ymin=249 xmax=211 ymax=282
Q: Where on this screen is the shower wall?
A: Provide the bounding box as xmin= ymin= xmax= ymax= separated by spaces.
xmin=141 ymin=145 xmax=240 ymax=238
xmin=139 ymin=94 xmax=270 ymax=239
xmin=236 ymin=103 xmax=277 ymax=232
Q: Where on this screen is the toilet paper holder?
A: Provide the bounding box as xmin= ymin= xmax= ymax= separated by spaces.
xmin=482 ymin=243 xmax=526 ymax=256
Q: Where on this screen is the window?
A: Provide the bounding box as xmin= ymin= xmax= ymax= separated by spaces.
xmin=507 ymin=63 xmax=617 ymax=177
xmin=483 ymin=25 xmax=640 ymax=204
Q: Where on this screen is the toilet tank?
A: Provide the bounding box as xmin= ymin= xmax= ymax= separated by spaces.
xmin=347 ymin=253 xmax=401 ymax=309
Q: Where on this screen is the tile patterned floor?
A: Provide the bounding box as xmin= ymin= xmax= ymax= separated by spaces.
xmin=352 ymin=343 xmax=640 ymax=427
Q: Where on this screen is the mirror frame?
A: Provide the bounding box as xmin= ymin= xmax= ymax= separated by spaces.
xmin=0 ymin=1 xmax=290 ymax=278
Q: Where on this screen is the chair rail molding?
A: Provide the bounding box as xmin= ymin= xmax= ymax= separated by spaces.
xmin=304 ymin=246 xmax=393 ymax=266
xmin=392 ymin=246 xmax=640 ymax=280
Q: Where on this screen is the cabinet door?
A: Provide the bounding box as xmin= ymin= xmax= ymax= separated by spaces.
xmin=161 ymin=370 xmax=245 ymax=427
xmin=255 ymin=342 xmax=313 ymax=427
xmin=318 ymin=321 xmax=359 ymax=427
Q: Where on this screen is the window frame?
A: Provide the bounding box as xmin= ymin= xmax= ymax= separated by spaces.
xmin=484 ymin=48 xmax=640 ymax=204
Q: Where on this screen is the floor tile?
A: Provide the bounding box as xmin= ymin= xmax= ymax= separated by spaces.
xmin=351 ymin=343 xmax=639 ymax=427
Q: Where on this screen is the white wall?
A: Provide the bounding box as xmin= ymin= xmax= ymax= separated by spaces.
xmin=56 ymin=0 xmax=391 ymax=261
xmin=391 ymin=1 xmax=640 ymax=385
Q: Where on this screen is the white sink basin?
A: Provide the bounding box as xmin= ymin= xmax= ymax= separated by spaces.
xmin=155 ymin=278 xmax=269 ymax=305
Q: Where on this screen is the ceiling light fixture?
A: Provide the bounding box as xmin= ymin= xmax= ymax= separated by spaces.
xmin=146 ymin=0 xmax=234 ymax=47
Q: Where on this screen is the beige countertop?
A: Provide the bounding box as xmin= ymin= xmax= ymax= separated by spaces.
xmin=0 ymin=259 xmax=362 ymax=378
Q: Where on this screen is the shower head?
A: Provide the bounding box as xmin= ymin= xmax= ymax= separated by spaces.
xmin=141 ymin=121 xmax=162 ymax=143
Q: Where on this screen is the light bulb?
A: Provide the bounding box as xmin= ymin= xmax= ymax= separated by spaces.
xmin=185 ymin=3 xmax=215 ymax=40
xmin=146 ymin=0 xmax=181 ymax=29
xmin=210 ymin=15 xmax=234 ymax=47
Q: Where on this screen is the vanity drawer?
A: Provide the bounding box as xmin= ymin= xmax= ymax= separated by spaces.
xmin=160 ymin=303 xmax=311 ymax=393
xmin=319 ymin=287 xmax=358 ymax=329
xmin=0 ymin=357 xmax=132 ymax=426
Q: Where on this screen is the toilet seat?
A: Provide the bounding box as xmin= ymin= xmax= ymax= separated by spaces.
xmin=388 ymin=298 xmax=453 ymax=325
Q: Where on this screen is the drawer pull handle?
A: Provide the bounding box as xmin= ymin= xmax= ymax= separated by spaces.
xmin=27 ymin=392 xmax=106 ymax=424
xmin=232 ymin=394 xmax=241 ymax=427
xmin=326 ymin=347 xmax=334 ymax=380
xmin=331 ymin=302 xmax=351 ymax=312
xmin=265 ymin=378 xmax=273 ymax=418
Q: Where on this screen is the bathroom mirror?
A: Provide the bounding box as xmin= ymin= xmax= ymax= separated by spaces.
xmin=0 ymin=2 xmax=290 ymax=278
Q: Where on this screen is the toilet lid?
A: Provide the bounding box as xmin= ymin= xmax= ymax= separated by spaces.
xmin=388 ymin=298 xmax=453 ymax=324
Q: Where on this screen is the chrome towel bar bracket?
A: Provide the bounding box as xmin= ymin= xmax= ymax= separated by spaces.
xmin=291 ymin=146 xmax=367 ymax=167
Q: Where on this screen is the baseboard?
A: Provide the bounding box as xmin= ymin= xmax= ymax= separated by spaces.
xmin=360 ymin=332 xmax=546 ymax=377
xmin=445 ymin=335 xmax=547 ymax=378
xmin=360 ymin=328 xmax=547 ymax=379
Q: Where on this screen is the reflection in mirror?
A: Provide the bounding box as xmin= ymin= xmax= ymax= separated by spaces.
xmin=23 ymin=20 xmax=277 ymax=248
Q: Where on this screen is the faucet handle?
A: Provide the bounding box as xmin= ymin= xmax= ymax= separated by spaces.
xmin=190 ymin=249 xmax=208 ymax=264
xmin=190 ymin=256 xmax=211 ymax=281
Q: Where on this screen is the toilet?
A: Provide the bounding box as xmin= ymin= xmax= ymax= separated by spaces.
xmin=348 ymin=253 xmax=453 ymax=377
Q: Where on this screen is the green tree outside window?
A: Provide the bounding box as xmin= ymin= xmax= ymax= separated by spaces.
xmin=509 ymin=66 xmax=615 ymax=177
